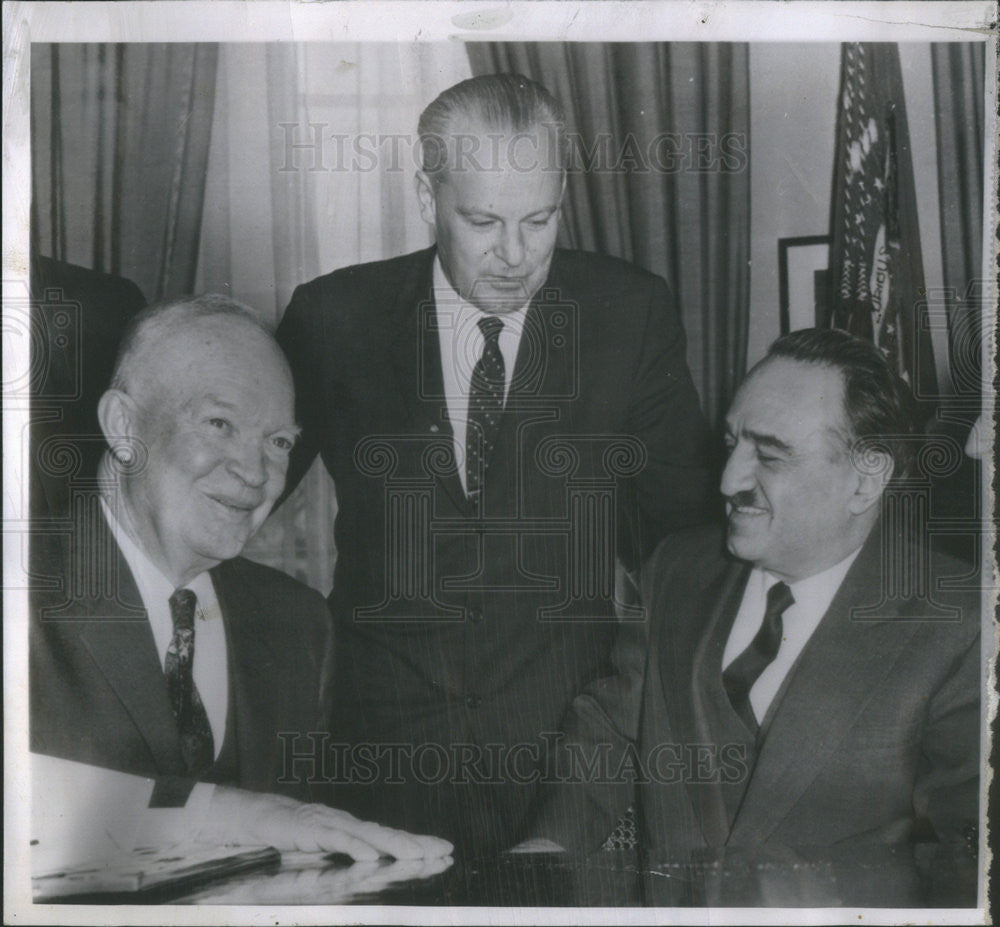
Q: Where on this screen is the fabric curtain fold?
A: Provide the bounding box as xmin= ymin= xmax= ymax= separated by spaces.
xmin=931 ymin=43 xmax=985 ymax=414
xmin=466 ymin=42 xmax=751 ymax=428
xmin=195 ymin=43 xmax=473 ymax=590
xmin=31 ymin=43 xmax=218 ymax=302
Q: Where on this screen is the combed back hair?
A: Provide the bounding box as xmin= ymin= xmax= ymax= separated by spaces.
xmin=109 ymin=294 xmax=275 ymax=393
xmin=417 ymin=73 xmax=567 ymax=177
xmin=761 ymin=327 xmax=921 ymax=480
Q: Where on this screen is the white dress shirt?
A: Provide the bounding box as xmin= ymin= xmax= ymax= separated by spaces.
xmin=433 ymin=257 xmax=529 ymax=495
xmin=101 ymin=499 xmax=228 ymax=758
xmin=722 ymin=547 xmax=863 ymax=725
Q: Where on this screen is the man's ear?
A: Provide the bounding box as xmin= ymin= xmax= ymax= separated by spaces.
xmin=848 ymin=448 xmax=892 ymax=515
xmin=97 ymin=389 xmax=141 ymax=460
xmin=414 ymin=170 xmax=437 ymax=226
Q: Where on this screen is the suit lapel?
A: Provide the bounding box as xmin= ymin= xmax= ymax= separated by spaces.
xmin=728 ymin=528 xmax=919 ymax=845
xmin=660 ymin=559 xmax=754 ymax=846
xmin=78 ymin=532 xmax=185 ymax=775
xmin=489 ymin=255 xmax=578 ymax=488
xmin=211 ymin=560 xmax=280 ymax=788
xmin=515 ymin=254 xmax=578 ymax=405
xmin=387 ymin=247 xmax=468 ymax=514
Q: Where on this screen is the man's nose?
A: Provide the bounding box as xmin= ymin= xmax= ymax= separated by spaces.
xmin=720 ymin=442 xmax=755 ymax=498
xmin=227 ymin=439 xmax=268 ymax=488
xmin=495 ymin=224 xmax=525 ymax=268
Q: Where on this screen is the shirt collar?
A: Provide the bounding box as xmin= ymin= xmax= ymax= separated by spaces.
xmin=99 ymin=495 xmax=214 ymax=607
xmin=761 ymin=544 xmax=864 ymax=615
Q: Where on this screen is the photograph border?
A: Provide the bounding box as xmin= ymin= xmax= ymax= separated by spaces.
xmin=4 ymin=3 xmax=997 ymax=925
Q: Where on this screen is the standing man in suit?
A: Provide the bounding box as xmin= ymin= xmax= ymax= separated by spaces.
xmin=30 ymin=295 xmax=451 ymax=860
xmin=277 ymin=74 xmax=713 ymax=855
xmin=525 ymin=328 xmax=981 ymax=906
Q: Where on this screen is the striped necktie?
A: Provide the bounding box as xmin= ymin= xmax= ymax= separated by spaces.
xmin=722 ymin=581 xmax=795 ymax=733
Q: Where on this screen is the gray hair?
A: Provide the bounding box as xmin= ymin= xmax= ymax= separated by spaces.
xmin=109 ymin=294 xmax=276 ymax=394
xmin=760 ymin=327 xmax=920 ymax=480
xmin=417 ymin=73 xmax=567 ymax=177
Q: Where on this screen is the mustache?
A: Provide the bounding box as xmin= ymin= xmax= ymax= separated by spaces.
xmin=727 ymin=490 xmax=761 ymax=509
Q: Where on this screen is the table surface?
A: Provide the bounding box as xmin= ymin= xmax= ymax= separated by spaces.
xmin=42 ymin=842 xmax=972 ymax=907
xmin=177 ymin=849 xmax=648 ymax=906
xmin=171 ymin=844 xmax=949 ymax=907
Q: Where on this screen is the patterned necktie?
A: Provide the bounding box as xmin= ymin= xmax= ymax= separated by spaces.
xmin=466 ymin=316 xmax=505 ymax=498
xmin=723 ymin=581 xmax=795 ymax=733
xmin=166 ymin=588 xmax=215 ymax=776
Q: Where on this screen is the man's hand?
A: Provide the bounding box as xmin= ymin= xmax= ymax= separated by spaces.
xmin=192 ymin=856 xmax=454 ymax=904
xmin=200 ymin=787 xmax=453 ymax=861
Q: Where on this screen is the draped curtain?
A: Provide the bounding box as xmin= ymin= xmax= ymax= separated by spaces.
xmin=931 ymin=43 xmax=985 ymax=418
xmin=195 ymin=43 xmax=472 ymax=591
xmin=31 ymin=44 xmax=218 ymax=302
xmin=466 ymin=42 xmax=751 ymax=428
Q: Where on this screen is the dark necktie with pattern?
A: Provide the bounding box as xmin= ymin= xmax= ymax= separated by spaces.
xmin=466 ymin=315 xmax=505 ymax=498
xmin=166 ymin=588 xmax=215 ymax=776
xmin=723 ymin=580 xmax=795 ymax=734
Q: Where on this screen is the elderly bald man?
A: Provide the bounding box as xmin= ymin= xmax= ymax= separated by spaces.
xmin=30 ymin=294 xmax=451 ymax=861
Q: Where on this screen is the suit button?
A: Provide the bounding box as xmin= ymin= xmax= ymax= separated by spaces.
xmin=468 ymin=608 xmax=484 ymax=624
xmin=465 ymin=694 xmax=482 ymax=709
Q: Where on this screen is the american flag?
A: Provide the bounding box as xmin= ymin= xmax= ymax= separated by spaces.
xmin=828 ymin=43 xmax=938 ymax=406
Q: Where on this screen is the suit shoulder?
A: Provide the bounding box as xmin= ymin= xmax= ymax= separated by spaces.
xmin=222 ymin=558 xmax=328 ymax=615
xmin=642 ymin=524 xmax=728 ymax=593
xmin=548 ymin=250 xmax=677 ymax=337
xmin=923 ymin=546 xmax=982 ymax=639
xmin=34 ymin=255 xmax=147 ymax=309
xmin=551 ymin=249 xmax=666 ymax=291
xmin=280 ymin=249 xmax=432 ymax=351
xmin=292 ymin=248 xmax=430 ymax=304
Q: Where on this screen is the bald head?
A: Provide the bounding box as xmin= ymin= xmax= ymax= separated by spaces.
xmin=110 ymin=294 xmax=288 ymax=400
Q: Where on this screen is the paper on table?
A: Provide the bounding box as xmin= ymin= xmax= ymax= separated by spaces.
xmin=31 ymin=753 xmax=157 ymax=877
xmin=32 ymin=845 xmax=280 ymax=901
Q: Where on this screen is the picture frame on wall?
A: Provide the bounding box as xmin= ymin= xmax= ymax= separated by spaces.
xmin=778 ymin=235 xmax=831 ymax=334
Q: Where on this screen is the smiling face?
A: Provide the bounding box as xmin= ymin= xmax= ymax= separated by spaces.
xmin=115 ymin=316 xmax=298 ymax=585
xmin=721 ymin=358 xmax=873 ymax=582
xmin=416 ymin=120 xmax=564 ymax=314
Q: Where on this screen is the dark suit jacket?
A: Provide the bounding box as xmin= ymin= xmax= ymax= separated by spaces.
xmin=30 ymin=508 xmax=331 ymax=803
xmin=532 ymin=522 xmax=981 ymax=906
xmin=29 ymin=256 xmax=146 ymax=519
xmin=277 ymin=246 xmax=713 ymax=854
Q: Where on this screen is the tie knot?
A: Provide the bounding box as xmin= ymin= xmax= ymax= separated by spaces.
xmin=765 ymin=581 xmax=794 ymax=618
xmin=169 ymin=588 xmax=198 ymax=631
xmin=478 ymin=315 xmax=503 ymax=343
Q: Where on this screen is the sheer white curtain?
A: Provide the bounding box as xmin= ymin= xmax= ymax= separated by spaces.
xmin=195 ymin=43 xmax=472 ymax=592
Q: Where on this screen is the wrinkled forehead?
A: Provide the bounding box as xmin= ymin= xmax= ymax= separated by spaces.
xmin=428 ymin=115 xmax=565 ymax=178
xmin=728 ymin=358 xmax=850 ymax=442
xmin=140 ymin=318 xmax=294 ymax=414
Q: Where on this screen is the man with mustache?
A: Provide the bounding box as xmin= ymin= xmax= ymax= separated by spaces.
xmin=525 ymin=328 xmax=981 ymax=906
xmin=30 ymin=295 xmax=450 ymax=861
xmin=277 ymin=73 xmax=713 ymax=855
